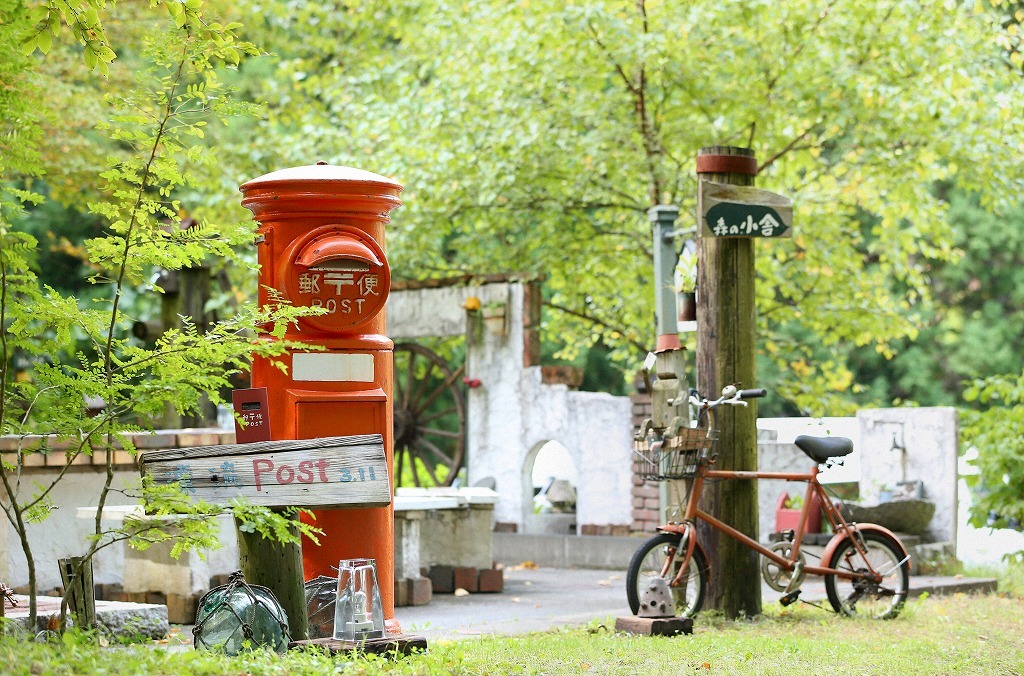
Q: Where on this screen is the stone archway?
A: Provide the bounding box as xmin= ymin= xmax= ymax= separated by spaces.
xmin=522 ymin=440 xmax=578 ymax=535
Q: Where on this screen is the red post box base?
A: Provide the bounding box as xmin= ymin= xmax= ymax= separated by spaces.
xmin=302 ymin=506 xmax=401 ymax=634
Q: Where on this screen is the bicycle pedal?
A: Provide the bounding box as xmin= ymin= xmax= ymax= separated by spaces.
xmin=779 ymin=590 xmax=801 ymax=607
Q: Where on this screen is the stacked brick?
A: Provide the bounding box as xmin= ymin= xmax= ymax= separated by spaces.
xmin=393 ymin=576 xmax=432 ymax=607
xmin=578 ymin=524 xmax=632 ymax=536
xmin=630 ymin=389 xmax=661 ymax=534
xmin=0 ymin=429 xmax=237 ymax=471
xmin=91 ymin=583 xmax=204 ymax=624
xmin=424 ymin=565 xmax=504 ymax=595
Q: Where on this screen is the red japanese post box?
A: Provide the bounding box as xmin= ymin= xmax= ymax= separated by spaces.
xmin=239 ymin=163 xmax=402 ymax=632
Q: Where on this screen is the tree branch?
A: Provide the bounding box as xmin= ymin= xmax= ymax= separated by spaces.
xmin=758 ymin=130 xmax=814 ymax=174
xmin=544 ymin=300 xmax=649 ymax=353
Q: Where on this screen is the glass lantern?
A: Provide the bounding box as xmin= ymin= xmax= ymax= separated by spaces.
xmin=304 ymin=575 xmax=338 ymax=639
xmin=193 ymin=571 xmax=290 ymax=654
xmin=333 ymin=558 xmax=385 ymax=642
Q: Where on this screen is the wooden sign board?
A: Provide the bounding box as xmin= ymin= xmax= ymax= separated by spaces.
xmin=699 ymin=181 xmax=793 ymax=238
xmin=139 ymin=435 xmax=390 ymax=509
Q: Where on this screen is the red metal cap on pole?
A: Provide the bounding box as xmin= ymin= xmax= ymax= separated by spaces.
xmin=695 ymin=151 xmax=758 ymax=176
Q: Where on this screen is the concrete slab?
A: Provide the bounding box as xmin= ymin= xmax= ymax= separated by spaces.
xmin=393 ymin=567 xmax=999 ymax=642
xmin=3 ymin=595 xmax=168 ymax=639
xmin=493 ymin=533 xmax=640 ymax=569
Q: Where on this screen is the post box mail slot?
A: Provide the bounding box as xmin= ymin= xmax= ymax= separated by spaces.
xmin=279 ymin=225 xmax=390 ymax=334
xmin=139 ymin=435 xmax=391 ymax=509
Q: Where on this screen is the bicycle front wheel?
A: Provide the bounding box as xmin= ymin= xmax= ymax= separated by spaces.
xmin=626 ymin=532 xmax=707 ymax=617
xmin=825 ymin=530 xmax=909 ymax=619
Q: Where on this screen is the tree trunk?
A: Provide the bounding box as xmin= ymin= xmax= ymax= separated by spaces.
xmin=694 ymin=145 xmax=761 ymax=618
xmin=236 ymin=516 xmax=309 ymax=641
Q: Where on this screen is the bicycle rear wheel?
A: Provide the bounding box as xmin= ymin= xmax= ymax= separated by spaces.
xmin=626 ymin=532 xmax=707 ymax=617
xmin=824 ymin=530 xmax=909 ymax=619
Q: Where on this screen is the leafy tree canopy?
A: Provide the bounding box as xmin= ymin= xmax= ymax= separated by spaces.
xmin=223 ymin=0 xmax=1024 ymax=414
xmin=1 ymin=0 xmax=318 ymax=627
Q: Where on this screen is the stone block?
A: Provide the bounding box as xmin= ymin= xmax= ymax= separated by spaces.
xmin=631 ymin=508 xmax=659 ymax=522
xmin=428 ymin=565 xmax=454 ymax=594
xmin=95 ymin=583 xmax=123 ymax=601
xmin=108 ymin=450 xmax=136 ymax=467
xmin=131 ymin=432 xmax=178 ymax=450
xmin=409 ymin=576 xmax=432 ymax=605
xmin=166 ymin=593 xmax=198 ymax=624
xmin=394 ymin=578 xmax=411 ymax=607
xmin=611 ymin=525 xmax=631 ymax=537
xmin=615 ymin=615 xmax=692 ymax=637
xmin=845 ymin=500 xmax=936 ymax=536
xmin=633 ymin=484 xmax=660 ymax=499
xmin=124 ymin=540 xmax=194 ymax=597
xmin=209 ymin=574 xmax=231 ymax=588
xmin=176 ymin=431 xmax=221 ymax=447
xmin=68 ymin=450 xmax=96 ymax=466
xmin=98 ymin=602 xmax=169 ymax=640
xmin=581 ymin=524 xmax=611 ymax=536
xmin=478 ymin=568 xmax=504 ymax=593
xmin=493 ymin=522 xmax=518 ymax=533
xmin=146 ymin=591 xmax=167 ymax=606
xmin=454 ymin=567 xmax=478 ymax=593
xmin=5 ymin=450 xmax=48 ymax=468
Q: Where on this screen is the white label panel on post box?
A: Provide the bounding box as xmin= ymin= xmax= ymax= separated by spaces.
xmin=292 ymin=353 xmax=374 ymax=382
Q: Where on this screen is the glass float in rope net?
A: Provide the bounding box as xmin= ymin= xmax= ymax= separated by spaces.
xmin=392 ymin=342 xmax=466 ymax=487
xmin=193 ymin=570 xmax=289 ymax=654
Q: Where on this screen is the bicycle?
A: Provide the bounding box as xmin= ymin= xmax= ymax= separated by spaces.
xmin=626 ymin=386 xmax=911 ymax=620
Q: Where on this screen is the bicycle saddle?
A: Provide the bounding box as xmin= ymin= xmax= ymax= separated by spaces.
xmin=794 ymin=435 xmax=853 ymax=463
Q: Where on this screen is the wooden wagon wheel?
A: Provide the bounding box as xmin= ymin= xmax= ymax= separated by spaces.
xmin=392 ymin=343 xmax=466 ymax=487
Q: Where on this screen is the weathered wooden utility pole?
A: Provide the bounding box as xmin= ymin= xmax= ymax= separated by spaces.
xmin=694 ymin=146 xmax=761 ymax=617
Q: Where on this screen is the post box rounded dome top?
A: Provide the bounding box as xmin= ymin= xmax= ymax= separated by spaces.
xmin=239 ymin=163 xmax=403 ymax=222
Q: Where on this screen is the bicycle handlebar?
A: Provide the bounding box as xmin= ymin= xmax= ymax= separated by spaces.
xmin=688 ymin=386 xmax=768 ymax=411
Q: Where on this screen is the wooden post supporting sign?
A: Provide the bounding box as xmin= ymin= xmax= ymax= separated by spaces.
xmin=694 ymin=146 xmax=762 ymax=618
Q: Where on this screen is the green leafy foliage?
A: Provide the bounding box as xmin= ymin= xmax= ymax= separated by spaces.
xmin=962 ymin=370 xmax=1024 ymax=544
xmin=0 ymin=0 xmax=311 ymax=630
xmin=848 ymin=192 xmax=1024 ymax=408
xmin=232 ymin=0 xmax=1024 ymax=414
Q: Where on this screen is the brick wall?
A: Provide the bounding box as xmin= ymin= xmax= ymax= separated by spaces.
xmin=630 ymin=389 xmax=661 ymax=534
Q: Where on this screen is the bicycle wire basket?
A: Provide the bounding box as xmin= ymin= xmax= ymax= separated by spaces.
xmin=633 ymin=427 xmax=718 ymax=481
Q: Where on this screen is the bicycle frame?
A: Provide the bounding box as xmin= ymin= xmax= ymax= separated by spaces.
xmin=658 ymin=461 xmax=890 ymax=587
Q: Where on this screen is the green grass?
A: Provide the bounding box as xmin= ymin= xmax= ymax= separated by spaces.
xmin=965 ymin=560 xmax=1024 ymax=598
xmin=2 ymin=594 xmax=1023 ymax=674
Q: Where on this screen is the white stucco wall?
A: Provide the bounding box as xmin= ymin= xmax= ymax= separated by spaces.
xmin=759 ymin=410 xmax=959 ymax=548
xmin=388 ymin=281 xmax=635 ymax=533
xmin=858 ymin=407 xmax=958 ymax=545
xmin=1 ymin=469 xmax=237 ymax=592
xmin=1 ymin=470 xmax=138 ymax=591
